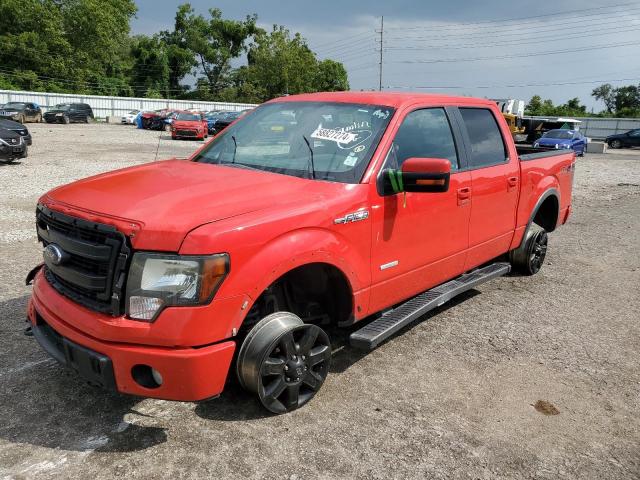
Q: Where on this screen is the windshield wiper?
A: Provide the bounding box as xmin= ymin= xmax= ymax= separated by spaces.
xmin=230 ymin=135 xmax=238 ymax=164
xmin=302 ymin=135 xmax=316 ymax=180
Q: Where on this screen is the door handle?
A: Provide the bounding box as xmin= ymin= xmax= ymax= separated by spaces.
xmin=457 ymin=187 xmax=471 ymax=206
xmin=507 ymin=176 xmax=518 ymax=190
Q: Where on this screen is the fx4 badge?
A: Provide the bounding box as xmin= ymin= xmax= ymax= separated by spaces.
xmin=334 ymin=210 xmax=369 ymax=225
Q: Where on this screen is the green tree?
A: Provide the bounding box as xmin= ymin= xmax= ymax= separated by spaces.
xmin=592 ymin=84 xmax=615 ymax=113
xmin=130 ymin=35 xmax=170 ymax=97
xmin=525 ymin=95 xmax=543 ymax=115
xmin=173 ymin=4 xmax=258 ymax=93
xmin=315 ymin=59 xmax=349 ymax=92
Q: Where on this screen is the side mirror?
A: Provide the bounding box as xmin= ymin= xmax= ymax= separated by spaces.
xmin=383 ymin=157 xmax=451 ymax=195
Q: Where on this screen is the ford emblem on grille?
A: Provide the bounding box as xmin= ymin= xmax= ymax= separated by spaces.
xmin=43 ymin=244 xmax=68 ymax=266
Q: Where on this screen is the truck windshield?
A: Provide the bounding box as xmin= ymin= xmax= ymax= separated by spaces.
xmin=176 ymin=113 xmax=201 ymax=121
xmin=194 ymin=101 xmax=395 ymax=183
xmin=543 ymin=130 xmax=574 ymax=139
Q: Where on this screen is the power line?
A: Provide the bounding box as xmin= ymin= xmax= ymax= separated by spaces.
xmin=384 ymin=8 xmax=640 ymax=42
xmin=384 ymin=2 xmax=638 ymax=31
xmin=384 ymin=25 xmax=640 ymax=52
xmin=392 ymin=40 xmax=640 ymax=65
xmin=386 ymin=76 xmax=640 ymax=90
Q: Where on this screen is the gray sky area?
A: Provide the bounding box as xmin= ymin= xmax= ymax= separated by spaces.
xmin=132 ymin=1 xmax=640 ymax=111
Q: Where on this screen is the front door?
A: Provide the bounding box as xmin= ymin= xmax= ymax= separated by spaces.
xmin=455 ymin=107 xmax=519 ymax=270
xmin=368 ymin=107 xmax=472 ymax=314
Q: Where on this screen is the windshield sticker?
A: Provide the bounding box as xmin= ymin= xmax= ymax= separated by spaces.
xmin=311 ymin=124 xmax=358 ymax=145
xmin=353 ymin=145 xmax=366 ymax=153
xmin=373 ymin=109 xmax=390 ymax=120
xmin=343 ymin=153 xmax=358 ymax=166
xmin=311 ymin=121 xmax=373 ymax=150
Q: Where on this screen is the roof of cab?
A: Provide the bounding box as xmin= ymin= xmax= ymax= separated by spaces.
xmin=267 ymin=91 xmax=495 ymax=109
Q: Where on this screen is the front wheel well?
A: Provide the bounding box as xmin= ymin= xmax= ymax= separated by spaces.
xmin=532 ymin=194 xmax=559 ymax=232
xmin=241 ymin=263 xmax=354 ymax=333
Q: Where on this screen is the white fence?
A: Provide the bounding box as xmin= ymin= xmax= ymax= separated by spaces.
xmin=527 ymin=115 xmax=640 ymax=140
xmin=0 ymin=89 xmax=258 ymax=119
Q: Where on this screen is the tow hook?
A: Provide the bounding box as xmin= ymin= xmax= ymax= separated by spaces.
xmin=24 ymin=318 xmax=33 ymax=337
xmin=25 ymin=263 xmax=43 ymax=285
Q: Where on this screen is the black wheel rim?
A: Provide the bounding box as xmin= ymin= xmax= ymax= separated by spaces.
xmin=528 ymin=231 xmax=548 ymax=274
xmin=257 ymin=324 xmax=331 ymax=414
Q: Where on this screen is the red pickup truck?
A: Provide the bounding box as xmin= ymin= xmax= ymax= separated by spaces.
xmin=26 ymin=92 xmax=574 ymax=413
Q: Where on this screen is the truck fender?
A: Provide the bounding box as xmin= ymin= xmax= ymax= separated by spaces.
xmin=219 ymin=228 xmax=369 ymax=320
xmin=512 ymin=187 xmax=560 ymax=250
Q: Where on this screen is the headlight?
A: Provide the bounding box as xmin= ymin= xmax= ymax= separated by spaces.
xmin=126 ymin=253 xmax=229 ymax=321
xmin=555 ymin=144 xmax=559 ymax=149
xmin=533 ymin=142 xmax=539 ymax=148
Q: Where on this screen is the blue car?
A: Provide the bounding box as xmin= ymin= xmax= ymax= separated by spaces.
xmin=534 ymin=129 xmax=586 ymax=156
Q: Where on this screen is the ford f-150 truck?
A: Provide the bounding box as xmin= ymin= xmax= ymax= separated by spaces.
xmin=26 ymin=92 xmax=574 ymax=413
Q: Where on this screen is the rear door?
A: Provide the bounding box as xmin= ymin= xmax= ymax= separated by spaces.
xmin=368 ymin=106 xmax=472 ymax=313
xmin=455 ymin=107 xmax=519 ymax=270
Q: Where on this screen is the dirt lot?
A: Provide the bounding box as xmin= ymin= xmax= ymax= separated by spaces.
xmin=1 ymin=123 xmax=639 ymax=479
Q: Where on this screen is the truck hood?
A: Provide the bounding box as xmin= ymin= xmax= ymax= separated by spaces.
xmin=43 ymin=159 xmax=333 ymax=251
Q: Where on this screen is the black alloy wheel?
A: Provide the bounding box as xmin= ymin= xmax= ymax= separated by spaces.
xmin=527 ymin=229 xmax=548 ymax=275
xmin=610 ymin=139 xmax=622 ymax=149
xmin=237 ymin=312 xmax=332 ymax=414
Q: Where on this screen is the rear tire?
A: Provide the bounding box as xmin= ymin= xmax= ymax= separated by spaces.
xmin=236 ymin=312 xmax=332 ymax=414
xmin=510 ymin=224 xmax=548 ymax=275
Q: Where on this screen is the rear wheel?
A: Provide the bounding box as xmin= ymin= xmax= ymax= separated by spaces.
xmin=610 ymin=139 xmax=622 ymax=149
xmin=510 ymin=224 xmax=548 ymax=275
xmin=236 ymin=312 xmax=332 ymax=414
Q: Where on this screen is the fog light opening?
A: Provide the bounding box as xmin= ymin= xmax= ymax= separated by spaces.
xmin=131 ymin=364 xmax=163 ymax=389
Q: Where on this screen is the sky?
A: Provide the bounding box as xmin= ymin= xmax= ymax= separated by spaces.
xmin=131 ymin=0 xmax=640 ymax=111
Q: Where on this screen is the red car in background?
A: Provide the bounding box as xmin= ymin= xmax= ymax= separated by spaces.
xmin=171 ymin=112 xmax=209 ymax=140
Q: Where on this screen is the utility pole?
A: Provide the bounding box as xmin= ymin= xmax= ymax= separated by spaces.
xmin=378 ymin=16 xmax=384 ymax=91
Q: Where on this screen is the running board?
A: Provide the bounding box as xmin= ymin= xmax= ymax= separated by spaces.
xmin=349 ymin=262 xmax=511 ymax=351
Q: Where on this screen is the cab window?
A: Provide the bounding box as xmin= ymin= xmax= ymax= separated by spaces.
xmin=459 ymin=108 xmax=507 ymax=168
xmin=384 ymin=108 xmax=459 ymax=171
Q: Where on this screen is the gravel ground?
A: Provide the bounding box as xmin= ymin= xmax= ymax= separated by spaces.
xmin=0 ymin=123 xmax=639 ymax=479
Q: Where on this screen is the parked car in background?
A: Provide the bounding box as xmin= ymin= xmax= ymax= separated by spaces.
xmin=0 ymin=119 xmax=32 ymax=145
xmin=534 ymin=129 xmax=586 ymax=156
xmin=121 ymin=110 xmax=140 ymax=125
xmin=209 ymin=109 xmax=251 ymax=135
xmin=44 ymin=103 xmax=94 ymax=124
xmin=606 ymin=128 xmax=640 ymax=149
xmin=0 ymin=102 xmax=42 ymax=123
xmin=204 ymin=111 xmax=230 ymax=134
xmin=171 ymin=112 xmax=208 ymax=140
xmin=0 ymin=128 xmax=27 ymax=163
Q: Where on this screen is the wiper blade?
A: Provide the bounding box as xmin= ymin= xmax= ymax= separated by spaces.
xmin=230 ymin=135 xmax=237 ymax=164
xmin=302 ymin=134 xmax=316 ymax=180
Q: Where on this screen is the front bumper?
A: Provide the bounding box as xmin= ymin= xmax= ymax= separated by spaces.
xmin=28 ymin=277 xmax=237 ymax=401
xmin=0 ymin=142 xmax=27 ymax=160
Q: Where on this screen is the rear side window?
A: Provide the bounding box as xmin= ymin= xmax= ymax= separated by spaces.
xmin=459 ymin=108 xmax=507 ymax=168
xmin=385 ymin=108 xmax=459 ymax=171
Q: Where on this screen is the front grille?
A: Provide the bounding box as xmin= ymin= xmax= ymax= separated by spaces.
xmin=36 ymin=205 xmax=130 ymax=315
xmin=176 ymin=129 xmax=197 ymax=137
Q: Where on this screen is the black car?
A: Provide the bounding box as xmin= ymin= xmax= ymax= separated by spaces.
xmin=0 ymin=102 xmax=42 ymax=123
xmin=210 ymin=109 xmax=251 ymax=134
xmin=0 ymin=128 xmax=27 ymax=163
xmin=606 ymin=129 xmax=640 ymax=149
xmin=0 ymin=119 xmax=32 ymax=145
xmin=44 ymin=103 xmax=94 ymax=124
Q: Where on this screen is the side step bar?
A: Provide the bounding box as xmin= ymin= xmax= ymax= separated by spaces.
xmin=349 ymin=262 xmax=511 ymax=350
